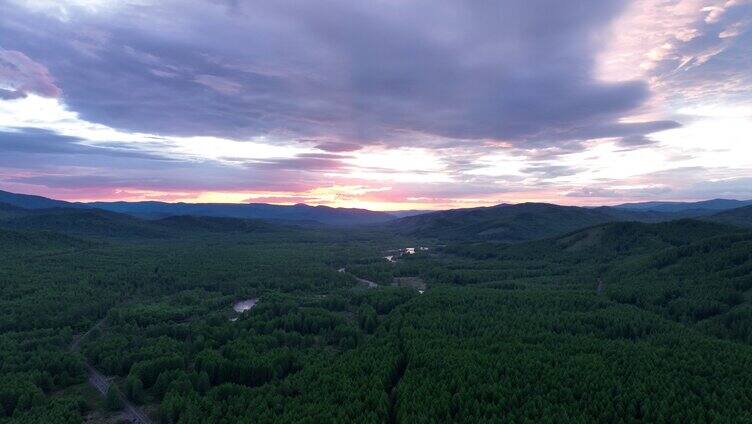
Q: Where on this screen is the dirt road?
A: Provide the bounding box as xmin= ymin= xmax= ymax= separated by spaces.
xmin=338 ymin=267 xmax=379 ymax=288
xmin=72 ymin=317 xmax=152 ymax=424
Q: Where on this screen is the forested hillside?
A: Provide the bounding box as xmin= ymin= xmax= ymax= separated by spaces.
xmin=387 ymin=202 xmax=682 ymax=242
xmin=707 ymin=205 xmax=752 ymax=228
xmin=0 ymin=207 xmax=167 ymax=239
xmin=616 ymin=198 xmax=752 ymax=213
xmin=0 ymin=204 xmax=325 ymax=240
xmin=2 ymin=206 xmax=752 ymax=423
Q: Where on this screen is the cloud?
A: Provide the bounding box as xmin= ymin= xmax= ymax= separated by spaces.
xmin=0 ymin=127 xmax=347 ymax=197
xmin=194 ymin=74 xmax=244 ymax=96
xmin=0 ymin=49 xmax=61 ymax=98
xmin=617 ymin=135 xmax=656 ymax=148
xmin=241 ymin=195 xmax=318 ymax=204
xmin=0 ymin=1 xmax=750 ymax=208
xmin=564 ymin=166 xmax=752 ymax=203
xmin=315 ymin=142 xmax=362 ymax=152
xmin=565 ymin=187 xmax=620 ymax=198
xmin=546 ymin=120 xmax=681 ymax=145
xmin=683 ymin=176 xmax=752 ymax=199
xmin=248 ymin=154 xmax=347 ymax=172
xmin=522 ymin=164 xmax=583 ymax=178
xmin=601 ymin=0 xmax=752 ymax=110
xmin=0 ymin=127 xmax=173 ymax=160
xmin=0 ymin=88 xmax=27 ymax=100
xmin=0 ymin=0 xmax=671 ymax=150
xmin=565 ymin=186 xmax=671 ymax=199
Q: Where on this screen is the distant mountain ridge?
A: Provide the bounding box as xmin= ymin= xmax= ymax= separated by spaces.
xmin=2 ymin=189 xmax=752 ymax=235
xmin=86 ymin=200 xmax=394 ymax=225
xmin=615 ymin=198 xmax=752 ymax=213
xmin=0 ymin=189 xmax=80 ymax=210
xmin=0 ymin=190 xmax=394 ymax=225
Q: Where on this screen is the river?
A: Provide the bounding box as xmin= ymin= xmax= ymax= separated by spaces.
xmin=233 ymin=298 xmax=259 ymax=313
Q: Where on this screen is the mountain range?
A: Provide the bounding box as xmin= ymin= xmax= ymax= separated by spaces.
xmin=1 ymin=189 xmax=751 ymax=241
xmin=614 ymin=198 xmax=752 ymax=213
xmin=0 ymin=190 xmax=393 ymax=225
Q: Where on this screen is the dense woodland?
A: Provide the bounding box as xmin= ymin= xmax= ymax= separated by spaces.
xmin=2 ymin=199 xmax=752 ymax=422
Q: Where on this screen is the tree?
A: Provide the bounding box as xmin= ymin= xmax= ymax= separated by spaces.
xmin=125 ymin=375 xmax=144 ymax=404
xmin=105 ymin=386 xmax=123 ymax=411
xmin=358 ymin=305 xmax=378 ymax=334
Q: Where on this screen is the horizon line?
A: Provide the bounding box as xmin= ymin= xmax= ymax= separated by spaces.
xmin=1 ymin=188 xmax=750 ymax=213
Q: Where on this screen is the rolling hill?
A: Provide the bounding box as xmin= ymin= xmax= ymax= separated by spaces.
xmin=443 ymin=218 xmax=746 ymax=263
xmin=0 ymin=207 xmax=168 ymax=238
xmin=0 ymin=189 xmax=78 ymax=209
xmin=555 ymin=219 xmax=744 ymax=255
xmin=389 ymin=202 xmax=682 ymax=242
xmin=615 ymin=198 xmax=752 ymax=214
xmin=707 ymin=205 xmax=752 ymax=228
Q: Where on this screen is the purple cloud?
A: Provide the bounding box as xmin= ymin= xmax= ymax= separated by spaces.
xmin=248 ymin=154 xmax=348 ymax=172
xmin=0 ymin=127 xmax=362 ymax=201
xmin=0 ymin=88 xmax=27 ymax=100
xmin=315 ymin=142 xmax=362 ymax=152
xmin=0 ymin=0 xmax=673 ymax=150
xmin=0 ymin=49 xmax=60 ymax=98
xmin=1 ymin=1 xmax=750 ymax=207
xmin=522 ymin=164 xmax=583 ymax=178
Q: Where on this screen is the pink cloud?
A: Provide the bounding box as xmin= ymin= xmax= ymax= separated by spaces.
xmin=0 ymin=49 xmax=60 ymax=98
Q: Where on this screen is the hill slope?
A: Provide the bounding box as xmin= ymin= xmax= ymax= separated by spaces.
xmin=443 ymin=218 xmax=744 ymax=263
xmin=615 ymin=198 xmax=752 ymax=213
xmin=0 ymin=207 xmax=168 ymax=238
xmin=0 ymin=189 xmax=77 ymax=209
xmin=555 ymin=219 xmax=743 ymax=255
xmin=707 ymin=205 xmax=752 ymax=228
xmin=390 ymin=202 xmax=678 ymax=242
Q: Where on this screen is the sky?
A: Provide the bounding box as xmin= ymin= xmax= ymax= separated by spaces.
xmin=0 ymin=0 xmax=750 ymax=210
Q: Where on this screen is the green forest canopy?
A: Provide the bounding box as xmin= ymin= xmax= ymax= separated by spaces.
xmin=1 ymin=209 xmax=752 ymax=423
